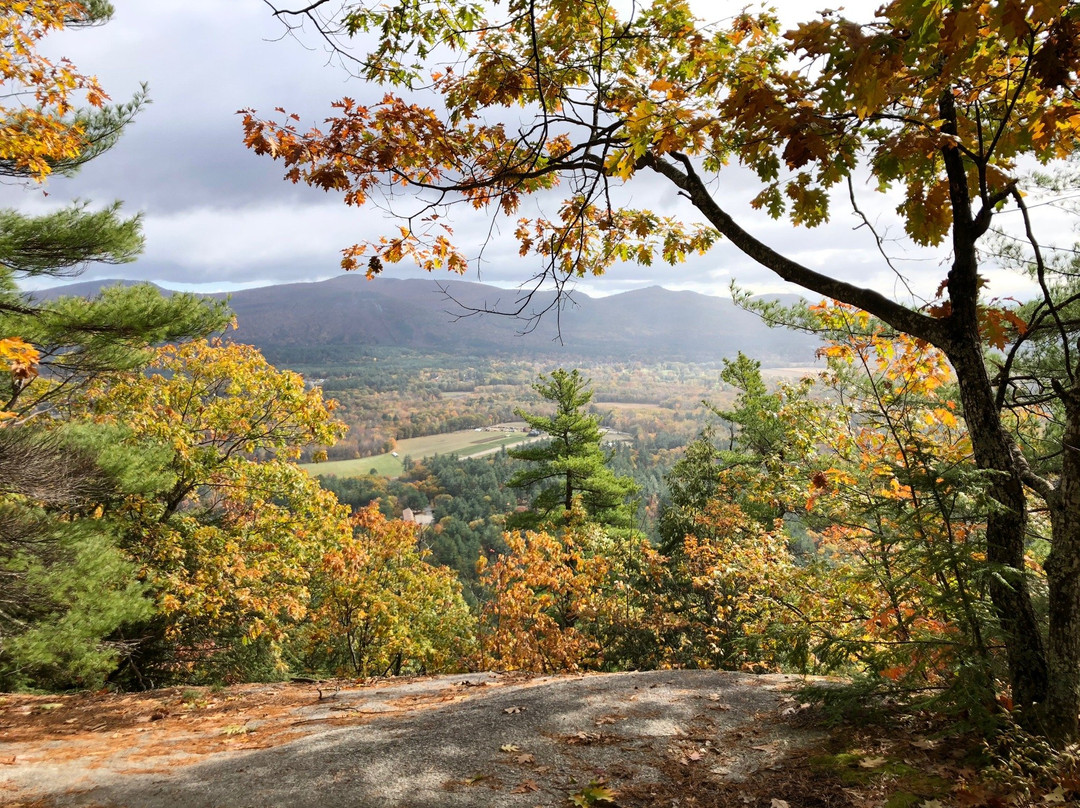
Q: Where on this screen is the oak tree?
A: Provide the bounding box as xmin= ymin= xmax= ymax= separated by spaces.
xmin=247 ymin=0 xmax=1080 ymax=740
xmin=793 ymin=307 xmax=1002 ymax=708
xmin=77 ymin=339 xmax=347 ymax=679
xmin=477 ymin=512 xmax=662 ymax=672
xmin=306 ymin=504 xmax=474 ymax=677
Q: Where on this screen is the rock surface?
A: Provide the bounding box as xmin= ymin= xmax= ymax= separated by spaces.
xmin=0 ymin=670 xmax=826 ymax=807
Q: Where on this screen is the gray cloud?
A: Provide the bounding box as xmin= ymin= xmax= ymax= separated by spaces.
xmin=4 ymin=0 xmax=1046 ymax=305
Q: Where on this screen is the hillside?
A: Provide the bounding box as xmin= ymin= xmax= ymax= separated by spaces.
xmin=30 ymin=276 xmax=818 ymax=365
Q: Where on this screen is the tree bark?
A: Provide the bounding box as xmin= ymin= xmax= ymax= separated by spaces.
xmin=1044 ymin=393 xmax=1080 ymax=743
xmin=946 ymin=336 xmax=1049 ymax=714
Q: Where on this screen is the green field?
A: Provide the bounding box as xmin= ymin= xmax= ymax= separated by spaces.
xmin=302 ymin=426 xmax=537 ymax=478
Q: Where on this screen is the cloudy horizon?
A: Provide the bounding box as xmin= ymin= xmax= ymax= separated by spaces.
xmin=6 ymin=0 xmax=1054 ymax=307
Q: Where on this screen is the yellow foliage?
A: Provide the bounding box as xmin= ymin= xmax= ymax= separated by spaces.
xmin=306 ymin=504 xmax=474 ymax=676
xmin=477 ymin=518 xmax=662 ymax=673
xmin=0 ymin=0 xmax=107 ymax=180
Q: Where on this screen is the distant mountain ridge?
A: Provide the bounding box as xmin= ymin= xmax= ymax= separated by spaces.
xmin=29 ymin=276 xmax=819 ymax=364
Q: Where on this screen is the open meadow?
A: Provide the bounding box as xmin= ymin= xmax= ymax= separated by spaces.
xmin=301 ymin=424 xmax=535 ymax=478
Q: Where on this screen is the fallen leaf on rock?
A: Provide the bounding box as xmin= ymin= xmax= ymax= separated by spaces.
xmin=511 ymin=779 xmax=539 ymax=794
xmin=503 ymin=706 xmax=524 ymax=714
xmin=858 ymin=756 xmax=888 ymax=768
xmin=568 ymin=732 xmax=603 ymax=745
xmin=515 ymin=753 xmax=535 ymax=765
xmin=911 ymin=738 xmax=937 ymax=750
xmin=688 ymin=751 xmax=703 ymax=762
xmin=500 ymin=743 xmax=521 ymax=753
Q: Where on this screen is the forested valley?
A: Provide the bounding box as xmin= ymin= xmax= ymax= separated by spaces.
xmin=5 ymin=0 xmax=1080 ymax=805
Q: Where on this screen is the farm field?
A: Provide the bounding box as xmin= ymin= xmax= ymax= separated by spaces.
xmin=594 ymin=400 xmax=666 ymax=410
xmin=301 ymin=424 xmax=536 ymax=478
xmin=762 ymin=364 xmax=822 ymax=380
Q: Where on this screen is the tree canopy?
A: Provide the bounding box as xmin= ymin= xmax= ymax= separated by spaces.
xmin=0 ymin=1 xmax=230 ymax=687
xmin=247 ymin=0 xmax=1080 ymax=741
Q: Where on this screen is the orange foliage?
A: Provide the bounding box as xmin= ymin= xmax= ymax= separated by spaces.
xmin=0 ymin=1 xmax=108 ymax=179
xmin=792 ymin=304 xmax=991 ymax=685
xmin=476 ymin=511 xmax=662 ymax=672
xmin=658 ymin=502 xmax=794 ymax=671
xmin=0 ymin=337 xmax=39 ymax=420
xmin=306 ymin=504 xmax=474 ymax=676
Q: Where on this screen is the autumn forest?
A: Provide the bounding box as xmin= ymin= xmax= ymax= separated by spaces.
xmin=4 ymin=0 xmax=1080 ymax=804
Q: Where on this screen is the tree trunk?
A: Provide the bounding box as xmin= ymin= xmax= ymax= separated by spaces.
xmin=644 ymin=148 xmax=1057 ymax=728
xmin=947 ymin=338 xmax=1049 ymax=714
xmin=1044 ymin=394 xmax=1080 ymax=743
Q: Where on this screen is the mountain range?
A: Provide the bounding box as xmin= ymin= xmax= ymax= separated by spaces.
xmin=30 ymin=275 xmax=820 ymax=365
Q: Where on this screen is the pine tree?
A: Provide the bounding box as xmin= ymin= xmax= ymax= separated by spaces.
xmin=0 ymin=2 xmax=229 ymax=688
xmin=507 ymin=369 xmax=637 ymax=531
xmin=658 ymin=425 xmax=724 ymax=555
xmin=659 ymin=354 xmax=794 ymax=553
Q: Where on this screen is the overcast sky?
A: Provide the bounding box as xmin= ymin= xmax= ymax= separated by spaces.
xmin=6 ymin=0 xmax=1058 ymax=303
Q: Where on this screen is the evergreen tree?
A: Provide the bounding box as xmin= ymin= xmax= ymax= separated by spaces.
xmin=658 ymin=425 xmax=725 ymax=555
xmin=507 ymin=369 xmax=637 ymax=531
xmin=0 ymin=2 xmax=229 ymax=688
xmin=659 ymin=353 xmax=810 ymax=553
xmin=713 ymin=353 xmax=786 ymax=461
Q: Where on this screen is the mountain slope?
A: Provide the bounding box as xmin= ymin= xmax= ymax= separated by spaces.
xmin=30 ymin=276 xmax=818 ymax=364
